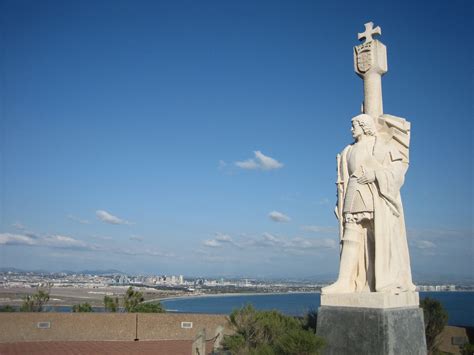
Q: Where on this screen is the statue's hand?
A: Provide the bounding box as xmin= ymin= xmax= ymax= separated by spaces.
xmin=357 ymin=170 xmax=376 ymax=184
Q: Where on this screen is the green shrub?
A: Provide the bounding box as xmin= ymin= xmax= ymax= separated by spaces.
xmin=421 ymin=297 xmax=448 ymax=354
xmin=0 ymin=305 xmax=16 ymax=312
xmin=20 ymin=289 xmax=50 ymax=312
xmin=103 ymin=295 xmax=119 ymax=312
xmin=123 ymin=287 xmax=144 ymax=312
xmin=461 ymin=342 xmax=474 ymax=355
xmin=130 ymin=302 xmax=164 ymax=313
xmin=221 ymin=304 xmax=325 ymax=355
xmin=72 ymin=303 xmax=93 ymax=312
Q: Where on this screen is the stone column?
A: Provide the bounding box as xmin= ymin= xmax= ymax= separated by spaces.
xmin=353 ymin=23 xmax=387 ymax=119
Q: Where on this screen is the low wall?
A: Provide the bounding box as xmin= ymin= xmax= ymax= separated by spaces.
xmin=0 ymin=313 xmax=231 ymax=343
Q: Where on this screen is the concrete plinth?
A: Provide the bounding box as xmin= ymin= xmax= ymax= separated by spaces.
xmin=321 ymin=291 xmax=420 ymax=308
xmin=316 ymin=306 xmax=427 ymax=355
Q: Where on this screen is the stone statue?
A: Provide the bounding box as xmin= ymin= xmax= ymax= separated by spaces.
xmin=322 ymin=22 xmax=416 ymax=295
xmin=322 ymin=113 xmax=415 ymax=294
xmin=317 ymin=23 xmax=426 ymax=355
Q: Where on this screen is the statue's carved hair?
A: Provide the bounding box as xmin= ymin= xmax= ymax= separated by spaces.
xmin=352 ymin=114 xmax=377 ymax=136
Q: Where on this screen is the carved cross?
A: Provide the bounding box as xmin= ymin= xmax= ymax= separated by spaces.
xmin=358 ymin=22 xmax=381 ymax=43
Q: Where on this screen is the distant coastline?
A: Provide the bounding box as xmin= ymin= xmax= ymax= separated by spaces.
xmin=158 ymin=291 xmax=474 ymax=327
xmin=154 ymin=290 xmax=319 ymax=303
xmin=155 ymin=289 xmax=473 ymax=303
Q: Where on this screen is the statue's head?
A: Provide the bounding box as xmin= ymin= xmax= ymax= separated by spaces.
xmin=351 ymin=114 xmax=376 ymax=139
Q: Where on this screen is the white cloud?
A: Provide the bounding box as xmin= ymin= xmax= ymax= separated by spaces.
xmin=0 ymin=233 xmax=91 ymax=250
xmin=269 ymin=211 xmax=291 ymax=223
xmin=235 ymin=151 xmax=283 ymax=171
xmin=0 ymin=232 xmax=174 ymax=259
xmin=68 ymin=215 xmax=90 ymax=224
xmin=112 ymin=248 xmax=173 ymax=258
xmin=263 ymin=232 xmax=280 ymax=243
xmin=235 ymin=159 xmax=259 ymax=169
xmin=255 ymin=233 xmax=338 ymax=251
xmin=43 ymin=235 xmax=89 ymax=249
xmin=96 ymin=210 xmax=131 ymax=225
xmin=130 ymin=236 xmax=143 ymax=242
xmin=202 ymin=233 xmax=238 ymax=248
xmin=203 ymin=239 xmax=221 ymax=248
xmin=201 ymin=232 xmax=337 ymax=254
xmin=287 ymin=237 xmax=338 ymax=249
xmin=301 ymin=225 xmax=337 ymax=233
xmin=414 ymin=240 xmax=437 ymax=249
xmin=12 ymin=222 xmax=27 ymax=231
xmin=215 ymin=233 xmax=233 ymax=242
xmin=0 ymin=233 xmax=36 ymax=246
xmin=90 ymin=235 xmax=113 ymax=241
xmin=254 ymin=151 xmax=284 ymax=170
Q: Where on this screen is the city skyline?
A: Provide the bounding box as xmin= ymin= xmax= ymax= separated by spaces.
xmin=1 ymin=0 xmax=472 ymax=278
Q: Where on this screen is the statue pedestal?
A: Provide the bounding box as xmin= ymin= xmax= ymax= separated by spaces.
xmin=320 ymin=291 xmax=420 ymax=308
xmin=316 ymin=293 xmax=427 ymax=355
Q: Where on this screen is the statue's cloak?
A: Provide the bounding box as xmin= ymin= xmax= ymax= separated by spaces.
xmin=338 ymin=136 xmax=416 ymax=293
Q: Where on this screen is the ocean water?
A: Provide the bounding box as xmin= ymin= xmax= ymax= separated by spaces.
xmin=161 ymin=292 xmax=474 ymax=327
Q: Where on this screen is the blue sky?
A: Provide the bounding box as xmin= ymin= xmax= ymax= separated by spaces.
xmin=0 ymin=0 xmax=472 ymax=279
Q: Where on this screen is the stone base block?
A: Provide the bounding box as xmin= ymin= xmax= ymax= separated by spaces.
xmin=316 ymin=306 xmax=427 ymax=355
xmin=321 ymin=291 xmax=419 ymax=308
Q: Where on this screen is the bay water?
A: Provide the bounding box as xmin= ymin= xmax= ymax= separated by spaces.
xmin=161 ymin=292 xmax=474 ymax=327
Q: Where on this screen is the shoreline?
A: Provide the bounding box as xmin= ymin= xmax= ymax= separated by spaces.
xmin=150 ymin=289 xmax=474 ymax=303
xmin=154 ymin=290 xmax=320 ymax=303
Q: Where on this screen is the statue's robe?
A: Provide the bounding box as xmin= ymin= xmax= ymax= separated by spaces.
xmin=339 ymin=137 xmax=416 ymax=293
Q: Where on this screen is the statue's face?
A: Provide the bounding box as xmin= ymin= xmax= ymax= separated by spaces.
xmin=351 ymin=121 xmax=363 ymax=140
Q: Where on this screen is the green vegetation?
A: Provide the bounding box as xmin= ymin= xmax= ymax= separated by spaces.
xmin=103 ymin=287 xmax=164 ymax=313
xmin=123 ymin=286 xmax=145 ymax=312
xmin=421 ymin=297 xmax=448 ymax=354
xmin=461 ymin=343 xmax=474 ymax=355
xmin=301 ymin=309 xmax=318 ymax=333
xmin=103 ymin=295 xmax=120 ymax=312
xmin=72 ymin=302 xmax=93 ymax=312
xmin=131 ymin=302 xmax=164 ymax=313
xmin=0 ymin=305 xmax=16 ymax=312
xmin=221 ymin=304 xmax=325 ymax=355
xmin=20 ymin=289 xmax=50 ymax=312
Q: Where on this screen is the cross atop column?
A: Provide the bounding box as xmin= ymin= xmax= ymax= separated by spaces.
xmin=354 ymin=22 xmax=387 ymax=119
xmin=358 ymin=22 xmax=381 ymax=43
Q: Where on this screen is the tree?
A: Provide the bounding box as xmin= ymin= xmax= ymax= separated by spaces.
xmin=123 ymin=286 xmax=144 ymax=312
xmin=20 ymin=289 xmax=50 ymax=312
xmin=421 ymin=297 xmax=448 ymax=354
xmin=0 ymin=305 xmax=16 ymax=312
xmin=72 ymin=303 xmax=93 ymax=312
xmin=122 ymin=287 xmax=164 ymax=312
xmin=221 ymin=304 xmax=325 ymax=355
xmin=103 ymin=295 xmax=119 ymax=312
xmin=103 ymin=288 xmax=165 ymax=313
